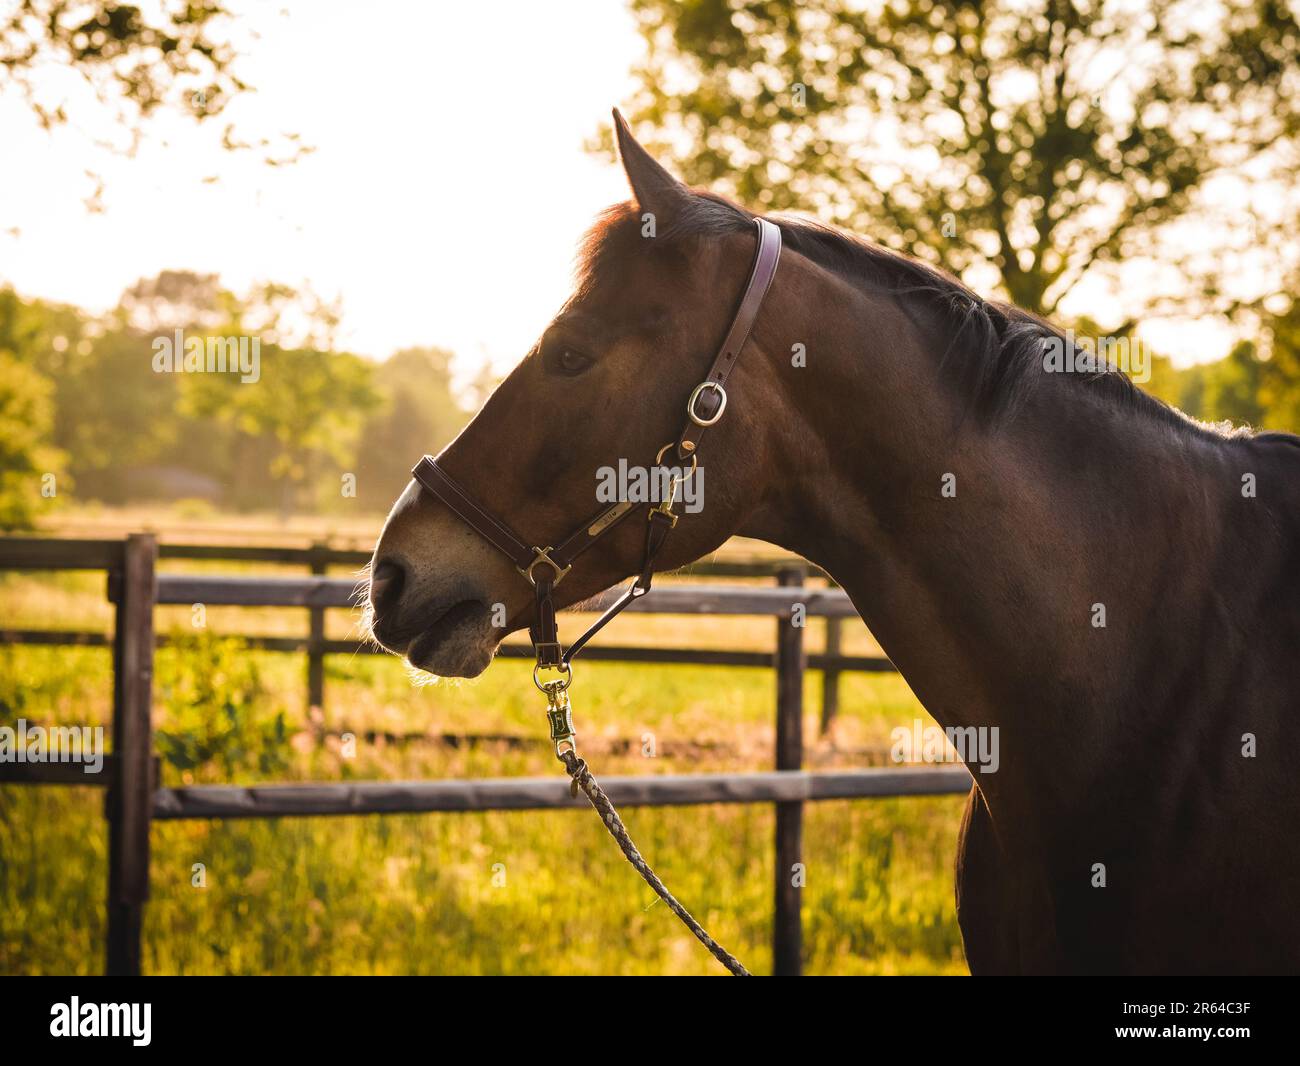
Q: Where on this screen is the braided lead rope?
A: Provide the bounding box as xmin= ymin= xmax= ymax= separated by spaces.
xmin=560 ymin=750 xmax=752 ymax=977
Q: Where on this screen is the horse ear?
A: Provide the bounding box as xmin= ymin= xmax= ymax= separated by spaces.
xmin=612 ymin=108 xmax=687 ymax=224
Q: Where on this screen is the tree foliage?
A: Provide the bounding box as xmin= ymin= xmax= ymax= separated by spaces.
xmin=609 ymin=0 xmax=1300 ymax=319
xmin=0 ymin=0 xmax=311 ymax=202
xmin=354 ymin=347 xmax=464 ymax=510
xmin=0 ymin=288 xmax=67 ymax=528
xmin=1142 ymin=298 xmax=1300 ymax=431
xmin=0 ymin=275 xmax=471 ymax=520
xmin=180 ymin=343 xmax=380 ymax=518
xmin=0 ymin=0 xmax=246 ymax=139
xmin=0 ymin=349 xmax=61 ymax=528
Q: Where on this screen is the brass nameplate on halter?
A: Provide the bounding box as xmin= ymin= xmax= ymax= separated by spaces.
xmin=587 ymin=501 xmax=634 ymax=537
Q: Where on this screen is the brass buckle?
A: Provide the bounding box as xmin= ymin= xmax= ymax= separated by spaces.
xmin=518 ymin=547 xmax=572 ymax=588
xmin=533 ymin=641 xmax=564 ymax=665
xmin=687 ymin=381 xmax=727 ymax=427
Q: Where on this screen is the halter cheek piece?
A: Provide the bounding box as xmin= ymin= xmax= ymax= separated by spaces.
xmin=411 ymin=217 xmax=782 ymax=747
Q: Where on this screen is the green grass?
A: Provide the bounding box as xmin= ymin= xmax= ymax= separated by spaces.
xmin=0 ymin=561 xmax=969 ymax=976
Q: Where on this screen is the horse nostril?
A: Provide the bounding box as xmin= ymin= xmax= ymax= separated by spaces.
xmin=370 ymin=558 xmax=407 ymax=615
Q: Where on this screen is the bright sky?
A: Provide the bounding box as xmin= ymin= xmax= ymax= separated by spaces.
xmin=0 ymin=0 xmax=1259 ymax=376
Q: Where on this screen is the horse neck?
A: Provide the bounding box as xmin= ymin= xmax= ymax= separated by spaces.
xmin=739 ymin=260 xmax=1238 ymax=824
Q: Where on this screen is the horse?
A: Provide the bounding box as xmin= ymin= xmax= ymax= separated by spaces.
xmin=367 ymin=110 xmax=1300 ymax=975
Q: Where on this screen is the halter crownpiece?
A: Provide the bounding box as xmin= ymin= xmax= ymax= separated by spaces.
xmin=409 ymin=215 xmax=780 ymax=978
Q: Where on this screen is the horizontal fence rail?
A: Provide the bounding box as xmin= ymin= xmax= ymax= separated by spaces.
xmin=0 ymin=536 xmax=827 ymax=579
xmin=2 ymin=762 xmax=971 ymax=810
xmin=152 ymin=767 xmax=972 ymax=819
xmin=135 ymin=574 xmax=858 ymax=615
xmin=3 ymin=537 xmax=885 ymax=695
xmin=0 ymin=537 xmax=125 ymax=570
xmin=0 ymin=628 xmax=895 ymax=672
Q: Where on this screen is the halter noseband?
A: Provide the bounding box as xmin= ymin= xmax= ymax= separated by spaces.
xmin=410 ymin=216 xmax=782 ymax=724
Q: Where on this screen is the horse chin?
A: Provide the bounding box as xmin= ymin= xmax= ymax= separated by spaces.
xmin=403 ymin=604 xmax=499 ymax=679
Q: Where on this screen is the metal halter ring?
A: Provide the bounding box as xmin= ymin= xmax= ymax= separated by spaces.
xmin=654 ymin=442 xmax=698 ymax=485
xmin=533 ymin=659 xmax=572 ymax=692
xmin=518 ymin=547 xmax=572 ymax=588
xmin=687 ymin=381 xmax=728 ymax=427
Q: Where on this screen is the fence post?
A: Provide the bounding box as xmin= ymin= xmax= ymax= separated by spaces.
xmin=773 ymin=563 xmax=806 ymax=976
xmin=820 ymin=617 xmax=842 ymax=735
xmin=307 ymin=541 xmax=327 ymax=712
xmin=106 ymin=533 xmax=156 ymax=976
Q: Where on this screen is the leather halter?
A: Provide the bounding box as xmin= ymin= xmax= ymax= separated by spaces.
xmin=411 ymin=216 xmax=782 ymax=677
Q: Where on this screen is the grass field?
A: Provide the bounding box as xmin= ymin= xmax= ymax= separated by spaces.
xmin=0 ymin=508 xmax=969 ymax=975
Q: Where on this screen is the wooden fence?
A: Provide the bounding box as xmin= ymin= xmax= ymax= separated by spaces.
xmin=0 ymin=534 xmax=971 ymax=976
xmin=0 ymin=537 xmax=881 ymax=722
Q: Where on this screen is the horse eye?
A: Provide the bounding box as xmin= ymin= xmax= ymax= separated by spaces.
xmin=556 ymin=348 xmax=592 ymax=375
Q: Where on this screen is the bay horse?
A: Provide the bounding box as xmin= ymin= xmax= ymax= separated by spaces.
xmin=368 ymin=111 xmax=1300 ymax=975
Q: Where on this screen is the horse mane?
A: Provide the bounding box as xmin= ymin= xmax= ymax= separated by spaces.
xmin=583 ymin=190 xmax=1267 ymax=443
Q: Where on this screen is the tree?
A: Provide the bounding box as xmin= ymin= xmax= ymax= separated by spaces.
xmin=1202 ymin=341 xmax=1268 ymax=428
xmin=1 ymin=1 xmax=245 ymax=138
xmin=0 ymin=289 xmax=68 ymax=527
xmin=0 ymin=1 xmax=310 ymax=213
xmin=0 ymin=350 xmax=62 ymax=528
xmin=118 ymin=270 xmax=225 ymax=333
xmin=1137 ymin=295 xmax=1300 ymax=434
xmin=1254 ymin=294 xmax=1300 ymax=432
xmin=47 ymin=272 xmax=226 ymax=502
xmin=606 ymin=0 xmax=1300 ymax=320
xmin=354 ymin=347 xmax=467 ymax=510
xmin=180 ymin=344 xmax=380 ymax=518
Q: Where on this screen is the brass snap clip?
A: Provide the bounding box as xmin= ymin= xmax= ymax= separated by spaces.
xmin=534 ymin=666 xmax=577 ymax=760
xmin=652 ymin=442 xmax=698 ymax=527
